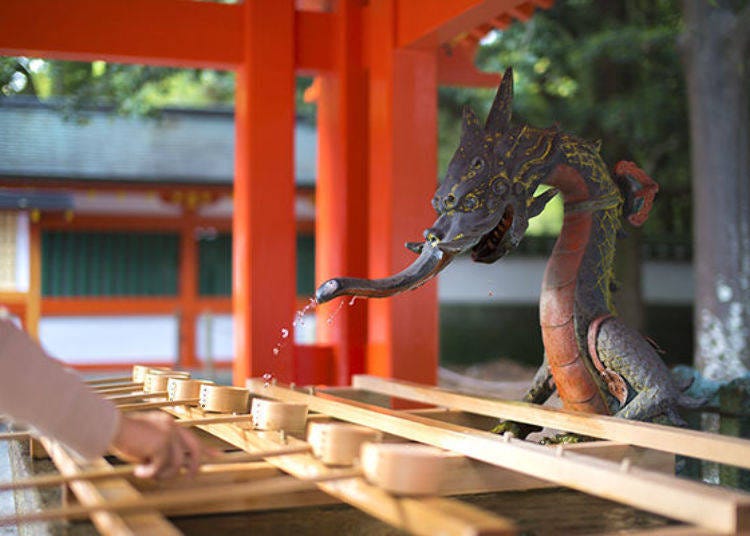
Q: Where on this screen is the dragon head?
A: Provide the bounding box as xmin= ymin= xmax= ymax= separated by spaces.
xmin=415 ymin=67 xmax=558 ymax=264
xmin=315 ymin=67 xmax=559 ymax=304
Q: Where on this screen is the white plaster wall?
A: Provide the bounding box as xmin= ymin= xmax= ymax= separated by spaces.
xmin=438 ymin=256 xmax=693 ymax=305
xmin=40 ymin=311 xmax=318 ymax=365
xmin=39 ymin=315 xmax=178 ymax=364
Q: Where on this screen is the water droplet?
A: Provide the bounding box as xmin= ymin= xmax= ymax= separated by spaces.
xmin=326 ymin=298 xmax=346 ymax=326
xmin=272 ymin=347 xmax=280 ymax=356
xmin=262 ymin=372 xmax=273 ymax=388
xmin=281 ymin=328 xmax=289 ymax=339
xmin=348 ymin=296 xmax=357 ymax=306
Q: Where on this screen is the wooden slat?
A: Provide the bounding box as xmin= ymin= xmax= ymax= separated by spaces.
xmin=247 ymin=379 xmax=750 ymax=534
xmin=0 ymin=447 xmax=313 ymax=491
xmin=118 ymin=399 xmax=198 ymax=412
xmin=41 ymin=438 xmax=179 ymax=535
xmin=84 ymin=376 xmax=134 ymax=386
xmin=352 ymin=374 xmax=750 ymax=470
xmin=598 ymin=526 xmax=720 ymax=536
xmin=164 ymin=406 xmax=517 ymax=536
xmin=0 ymin=470 xmax=363 ymax=526
xmin=135 ymin=463 xmax=340 ymax=516
xmin=92 ymin=382 xmax=143 ymax=392
xmin=107 ymin=392 xmax=168 ymax=403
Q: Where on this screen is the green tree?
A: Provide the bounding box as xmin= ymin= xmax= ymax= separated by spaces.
xmin=439 ymin=0 xmax=689 ymax=238
xmin=0 ymin=57 xmax=316 ymax=122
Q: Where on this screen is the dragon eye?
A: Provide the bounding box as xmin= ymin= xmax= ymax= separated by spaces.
xmin=443 ymin=194 xmax=457 ymax=210
xmin=462 ymin=195 xmax=479 ymax=210
xmin=492 ymin=181 xmax=508 ymax=196
xmin=471 ymin=157 xmax=484 ymax=169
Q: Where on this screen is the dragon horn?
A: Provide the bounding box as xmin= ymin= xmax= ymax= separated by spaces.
xmin=485 ymin=67 xmax=514 ymax=134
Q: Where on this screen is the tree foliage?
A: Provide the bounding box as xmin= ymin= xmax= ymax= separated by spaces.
xmin=439 ymin=0 xmax=690 ymax=237
xmin=0 ymin=57 xmax=316 ymax=122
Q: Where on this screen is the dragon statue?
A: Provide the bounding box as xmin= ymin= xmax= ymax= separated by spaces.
xmin=315 ymin=67 xmax=697 ymax=435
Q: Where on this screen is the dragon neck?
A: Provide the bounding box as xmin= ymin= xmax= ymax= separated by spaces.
xmin=542 ymin=139 xmax=623 ymax=329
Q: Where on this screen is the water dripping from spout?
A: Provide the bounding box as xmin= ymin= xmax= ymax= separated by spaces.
xmin=326 ymin=299 xmax=346 ymax=325
xmin=274 ymin=297 xmax=318 ymax=358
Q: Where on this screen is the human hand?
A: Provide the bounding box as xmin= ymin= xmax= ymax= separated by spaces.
xmin=109 ymin=412 xmax=215 ymax=479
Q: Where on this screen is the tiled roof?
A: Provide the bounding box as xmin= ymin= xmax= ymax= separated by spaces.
xmin=0 ymin=99 xmax=317 ymax=186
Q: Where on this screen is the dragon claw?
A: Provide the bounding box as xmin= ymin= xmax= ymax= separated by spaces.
xmin=490 ymin=420 xmax=542 ymax=440
xmin=539 ymin=433 xmax=594 ymax=445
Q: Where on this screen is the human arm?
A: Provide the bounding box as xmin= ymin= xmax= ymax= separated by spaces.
xmin=0 ymin=319 xmax=208 ymax=477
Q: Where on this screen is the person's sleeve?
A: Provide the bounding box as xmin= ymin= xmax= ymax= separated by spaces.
xmin=0 ymin=319 xmax=120 ymax=460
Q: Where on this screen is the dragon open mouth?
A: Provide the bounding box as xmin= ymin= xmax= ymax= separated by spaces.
xmin=471 ymin=205 xmax=514 ymax=262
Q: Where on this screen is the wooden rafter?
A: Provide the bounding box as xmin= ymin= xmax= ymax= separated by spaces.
xmin=396 ymin=0 xmax=552 ymax=49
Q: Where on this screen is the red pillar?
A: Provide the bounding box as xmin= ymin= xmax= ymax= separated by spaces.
xmin=178 ymin=209 xmax=198 ymax=368
xmin=366 ymin=0 xmax=439 ymax=384
xmin=233 ymin=0 xmax=296 ymax=385
xmin=315 ymin=0 xmax=369 ymax=385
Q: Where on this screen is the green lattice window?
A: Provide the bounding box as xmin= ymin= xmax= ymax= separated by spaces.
xmin=198 ymin=233 xmax=232 ymax=296
xmin=42 ymin=231 xmax=179 ymax=296
xmin=42 ymin=230 xmax=315 ymax=298
xmin=198 ymin=233 xmax=315 ymax=297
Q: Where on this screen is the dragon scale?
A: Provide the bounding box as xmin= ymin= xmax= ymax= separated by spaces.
xmin=540 ymin=139 xmax=623 ymax=414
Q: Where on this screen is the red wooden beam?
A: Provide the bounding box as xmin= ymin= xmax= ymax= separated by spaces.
xmin=314 ymin=0 xmax=369 ymax=385
xmin=233 ymin=0 xmax=296 ymax=386
xmin=195 ymin=297 xmax=233 ymax=313
xmin=40 ymin=297 xmax=292 ymax=317
xmin=437 ymin=40 xmax=500 ymax=87
xmin=42 ymin=297 xmax=181 ymax=316
xmin=0 ymin=0 xmax=242 ymax=69
xmin=508 ymin=1 xmax=536 ymax=22
xmin=295 ymin=11 xmax=336 ymax=74
xmin=178 ymin=210 xmax=199 ymax=368
xmin=396 ymin=0 xmax=545 ymax=49
xmin=0 ymin=0 xmax=333 ymax=71
xmin=366 ymin=0 xmax=439 ymax=385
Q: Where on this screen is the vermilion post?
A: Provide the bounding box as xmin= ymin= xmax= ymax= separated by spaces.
xmin=366 ymin=0 xmax=439 ymax=384
xmin=26 ymin=219 xmax=42 ymax=340
xmin=178 ymin=209 xmax=198 ymax=368
xmin=315 ymin=0 xmax=369 ymax=385
xmin=233 ymin=0 xmax=296 ymax=385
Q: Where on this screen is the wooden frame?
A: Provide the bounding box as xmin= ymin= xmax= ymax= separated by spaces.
xmin=9 ymin=376 xmax=747 ymax=534
xmin=351 ymin=374 xmax=750 ymax=470
xmin=245 ymin=379 xmax=750 ymax=534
